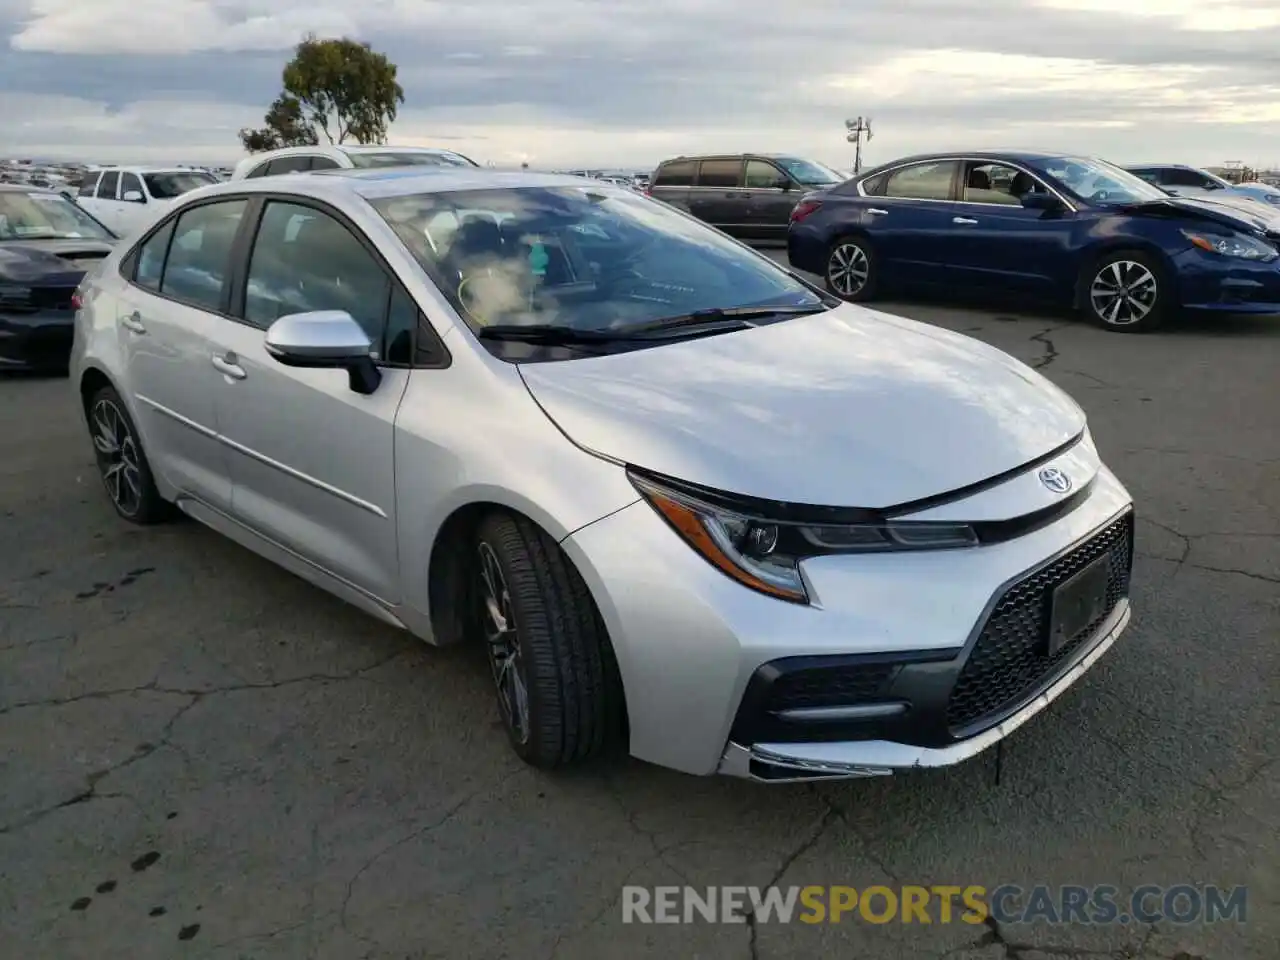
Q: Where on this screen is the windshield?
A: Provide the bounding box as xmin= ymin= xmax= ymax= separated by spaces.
xmin=347 ymin=150 xmax=477 ymax=169
xmin=1035 ymin=156 xmax=1167 ymax=205
xmin=0 ymin=191 xmax=114 ymax=241
xmin=143 ymin=171 xmax=216 ymax=199
xmin=774 ymin=157 xmax=845 ymax=186
xmin=371 ymin=185 xmax=823 ymax=336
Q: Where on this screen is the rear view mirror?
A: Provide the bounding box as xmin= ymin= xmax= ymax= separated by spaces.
xmin=264 ymin=310 xmax=381 ymax=394
xmin=122 ymin=190 xmax=145 ymax=203
xmin=1020 ymin=192 xmax=1061 ymax=211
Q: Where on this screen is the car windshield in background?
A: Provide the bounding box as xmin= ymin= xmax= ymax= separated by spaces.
xmin=1035 ymin=157 xmax=1167 ymax=205
xmin=347 ymin=151 xmax=476 ymax=169
xmin=0 ymin=191 xmax=114 ymax=241
xmin=774 ymin=157 xmax=845 ymax=185
xmin=371 ymin=185 xmax=824 ymax=335
xmin=143 ymin=171 xmax=217 ymax=199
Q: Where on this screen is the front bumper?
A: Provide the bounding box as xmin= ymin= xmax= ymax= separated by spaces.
xmin=1173 ymin=247 xmax=1280 ymax=314
xmin=561 ymin=443 xmax=1135 ymax=779
xmin=0 ymin=310 xmax=75 ymax=370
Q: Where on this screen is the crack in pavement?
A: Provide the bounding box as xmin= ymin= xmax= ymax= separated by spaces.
xmin=0 ymin=651 xmax=410 ymax=835
xmin=1029 ymin=323 xmax=1071 ymax=370
xmin=1137 ymin=517 xmax=1280 ymax=582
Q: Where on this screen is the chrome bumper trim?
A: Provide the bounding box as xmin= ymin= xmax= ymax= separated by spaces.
xmin=718 ymin=601 xmax=1130 ymax=783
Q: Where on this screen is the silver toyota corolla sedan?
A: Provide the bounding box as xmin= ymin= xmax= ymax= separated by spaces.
xmin=70 ymin=168 xmax=1135 ymax=782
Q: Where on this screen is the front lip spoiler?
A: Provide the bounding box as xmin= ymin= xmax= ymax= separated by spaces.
xmin=717 ymin=601 xmax=1131 ymax=783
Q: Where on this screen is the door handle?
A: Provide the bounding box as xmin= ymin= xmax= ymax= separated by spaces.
xmin=211 ymin=353 xmax=246 ymax=380
xmin=953 ymin=217 xmax=979 ymax=225
xmin=867 ymin=208 xmax=889 ymax=216
xmin=120 ymin=311 xmax=146 ymax=334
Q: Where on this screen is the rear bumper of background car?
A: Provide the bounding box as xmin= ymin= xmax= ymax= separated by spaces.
xmin=1173 ymin=247 xmax=1280 ymax=314
xmin=561 ymin=439 xmax=1135 ymax=779
xmin=0 ymin=310 xmax=75 ymax=371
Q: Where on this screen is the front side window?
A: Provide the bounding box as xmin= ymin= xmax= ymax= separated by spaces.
xmin=744 ymin=160 xmax=784 ymax=189
xmin=244 ymin=162 xmax=271 ymax=179
xmin=244 ymin=201 xmax=391 ymax=351
xmin=0 ymin=191 xmax=116 ymax=242
xmin=159 ymin=199 xmax=248 ymax=311
xmin=961 ymin=162 xmax=1027 ymax=206
xmin=1034 ymin=157 xmax=1166 ymax=204
xmin=884 ymin=161 xmax=957 ymax=201
xmin=97 ymin=171 xmax=120 ymax=200
xmin=773 ymin=157 xmax=844 ymax=187
xmin=143 ymin=171 xmax=217 ymax=199
xmin=309 ymin=156 xmax=341 ymax=171
xmin=265 ymin=156 xmax=313 ymax=175
xmin=371 ymin=185 xmax=823 ymax=343
xmin=120 ymin=173 xmax=146 ymax=202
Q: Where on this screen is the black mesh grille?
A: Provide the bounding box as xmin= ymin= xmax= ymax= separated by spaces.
xmin=946 ymin=512 xmax=1133 ymax=732
xmin=764 ymin=663 xmax=897 ymax=712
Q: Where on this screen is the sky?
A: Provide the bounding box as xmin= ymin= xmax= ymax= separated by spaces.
xmin=1 ymin=0 xmax=1278 ymax=171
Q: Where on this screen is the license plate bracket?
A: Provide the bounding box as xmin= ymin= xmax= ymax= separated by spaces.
xmin=1047 ymin=554 xmax=1111 ymax=657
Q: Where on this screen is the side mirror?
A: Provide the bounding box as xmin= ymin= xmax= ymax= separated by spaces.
xmin=122 ymin=190 xmax=145 ymax=203
xmin=774 ymin=177 xmax=793 ymax=192
xmin=264 ymin=310 xmax=382 ymax=395
xmin=1019 ymin=191 xmax=1061 ymax=211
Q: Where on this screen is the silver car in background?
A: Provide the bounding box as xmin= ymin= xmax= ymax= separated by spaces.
xmin=70 ymin=169 xmax=1134 ymax=781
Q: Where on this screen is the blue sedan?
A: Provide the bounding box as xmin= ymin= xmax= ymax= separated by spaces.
xmin=786 ymin=151 xmax=1280 ymax=332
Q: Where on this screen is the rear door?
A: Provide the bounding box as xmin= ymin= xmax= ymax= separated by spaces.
xmin=860 ymin=159 xmax=962 ymax=285
xmin=687 ymin=158 xmax=745 ymax=233
xmin=943 ymin=160 xmax=1073 ymax=297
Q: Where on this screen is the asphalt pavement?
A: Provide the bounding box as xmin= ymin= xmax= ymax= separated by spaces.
xmin=2 ymin=266 xmax=1277 ymax=959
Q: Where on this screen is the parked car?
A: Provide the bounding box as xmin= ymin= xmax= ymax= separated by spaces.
xmin=0 ymin=184 xmax=116 ymax=370
xmin=230 ymin=145 xmax=479 ymax=181
xmin=78 ymin=167 xmax=219 ymax=236
xmin=788 ymin=151 xmax=1280 ymax=332
xmin=1126 ymin=164 xmax=1280 ymax=207
xmin=72 ymin=167 xmax=1135 ymax=781
xmin=648 ymin=154 xmax=844 ymax=240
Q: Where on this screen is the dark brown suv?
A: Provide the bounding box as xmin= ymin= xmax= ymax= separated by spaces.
xmin=648 ymin=154 xmax=846 ymax=240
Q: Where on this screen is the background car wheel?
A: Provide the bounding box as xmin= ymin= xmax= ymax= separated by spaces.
xmin=87 ymin=386 xmax=171 ymax=525
xmin=1080 ymin=250 xmax=1169 ymax=332
xmin=473 ymin=512 xmax=624 ymax=769
xmin=825 ymin=237 xmax=877 ymax=301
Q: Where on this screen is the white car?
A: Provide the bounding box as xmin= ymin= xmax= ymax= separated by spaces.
xmin=70 ymin=168 xmax=1134 ymax=781
xmin=230 ymin=145 xmax=479 ymax=181
xmin=77 ymin=167 xmax=219 ymax=236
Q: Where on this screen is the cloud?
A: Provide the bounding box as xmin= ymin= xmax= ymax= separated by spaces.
xmin=2 ymin=0 xmax=1279 ymax=168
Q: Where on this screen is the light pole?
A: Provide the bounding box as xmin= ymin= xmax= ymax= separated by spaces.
xmin=846 ymin=117 xmax=873 ymax=174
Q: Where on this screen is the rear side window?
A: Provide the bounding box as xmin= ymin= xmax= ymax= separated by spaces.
xmin=855 ymin=172 xmax=888 ymax=196
xmin=309 ymin=156 xmax=341 ymax=170
xmin=265 ymin=156 xmax=313 ymax=175
xmin=158 ymin=200 xmax=248 ymax=311
xmin=97 ymin=171 xmax=119 ymax=200
xmin=653 ymin=160 xmax=695 ymax=187
xmin=78 ymin=173 xmax=100 ymax=198
xmin=135 ymin=220 xmax=176 ymax=291
xmin=244 ymin=162 xmax=271 ymax=179
xmin=696 ymin=159 xmax=741 ymax=188
xmin=883 ymin=161 xmax=957 ymax=201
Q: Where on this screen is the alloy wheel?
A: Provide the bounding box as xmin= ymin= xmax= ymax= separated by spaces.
xmin=1089 ymin=260 xmax=1157 ymax=326
xmin=90 ymin=398 xmax=143 ymax=517
xmin=828 ymin=242 xmax=870 ymax=298
xmin=477 ymin=541 xmax=530 ymax=745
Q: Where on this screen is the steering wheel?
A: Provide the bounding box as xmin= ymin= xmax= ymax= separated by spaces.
xmin=1089 ymin=190 xmax=1112 ymax=203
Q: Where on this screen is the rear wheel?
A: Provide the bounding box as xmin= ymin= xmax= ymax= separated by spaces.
xmin=825 ymin=236 xmax=877 ymax=301
xmin=473 ymin=512 xmax=624 ymax=768
xmin=87 ymin=385 xmax=170 ymax=524
xmin=1080 ymin=250 xmax=1169 ymax=332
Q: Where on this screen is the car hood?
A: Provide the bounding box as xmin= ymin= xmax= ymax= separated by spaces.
xmin=1122 ymin=195 xmax=1280 ymax=235
xmin=518 ymin=305 xmax=1085 ymax=509
xmin=0 ymin=238 xmax=116 ymax=283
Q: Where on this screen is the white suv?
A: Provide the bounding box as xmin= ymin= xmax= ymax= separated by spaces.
xmin=230 ymin=145 xmax=479 ymax=181
xmin=77 ymin=167 xmax=218 ymax=236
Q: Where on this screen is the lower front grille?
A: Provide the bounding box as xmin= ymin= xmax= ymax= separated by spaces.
xmin=763 ymin=662 xmax=897 ymax=713
xmin=946 ymin=511 xmax=1134 ymax=732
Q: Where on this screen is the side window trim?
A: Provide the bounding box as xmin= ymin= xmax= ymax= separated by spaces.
xmin=229 ymin=192 xmax=450 ymax=370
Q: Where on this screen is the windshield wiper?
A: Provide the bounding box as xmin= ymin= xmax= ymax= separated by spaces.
xmin=476 ymin=324 xmax=641 ymax=344
xmin=615 ymin=303 xmax=828 ymax=336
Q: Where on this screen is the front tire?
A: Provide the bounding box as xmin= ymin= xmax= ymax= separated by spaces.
xmin=87 ymin=385 xmax=170 ymax=524
xmin=473 ymin=512 xmax=624 ymax=769
xmin=825 ymin=236 xmax=878 ymax=301
xmin=1080 ymin=250 xmax=1169 ymax=332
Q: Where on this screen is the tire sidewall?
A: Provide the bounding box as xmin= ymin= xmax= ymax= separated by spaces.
xmin=1081 ymin=250 xmax=1168 ymax=332
xmin=825 ymin=236 xmax=877 ymax=301
xmin=88 ymin=385 xmax=166 ymax=523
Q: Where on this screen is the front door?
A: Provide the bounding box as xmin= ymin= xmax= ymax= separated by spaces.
xmin=944 ymin=161 xmax=1072 ymax=298
xmin=114 ymin=172 xmax=152 ymax=236
xmin=742 ymin=158 xmax=801 ymax=241
xmin=115 ymin=199 xmax=249 ymax=511
xmin=210 ymin=199 xmax=408 ymax=602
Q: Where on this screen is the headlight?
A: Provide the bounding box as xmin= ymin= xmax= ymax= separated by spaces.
xmin=629 ymin=471 xmax=977 ymax=604
xmin=1182 ymin=229 xmax=1278 ymax=261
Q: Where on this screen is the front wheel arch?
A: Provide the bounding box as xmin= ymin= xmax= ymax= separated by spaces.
xmin=1075 ymin=246 xmax=1174 ymax=332
xmin=1073 ymin=241 xmax=1178 ymax=310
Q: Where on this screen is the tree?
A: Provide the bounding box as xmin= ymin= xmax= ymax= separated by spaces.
xmin=238 ymin=35 xmax=405 ymax=152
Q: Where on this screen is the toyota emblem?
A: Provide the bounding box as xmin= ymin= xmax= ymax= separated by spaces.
xmin=1039 ymin=467 xmax=1072 ymax=494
